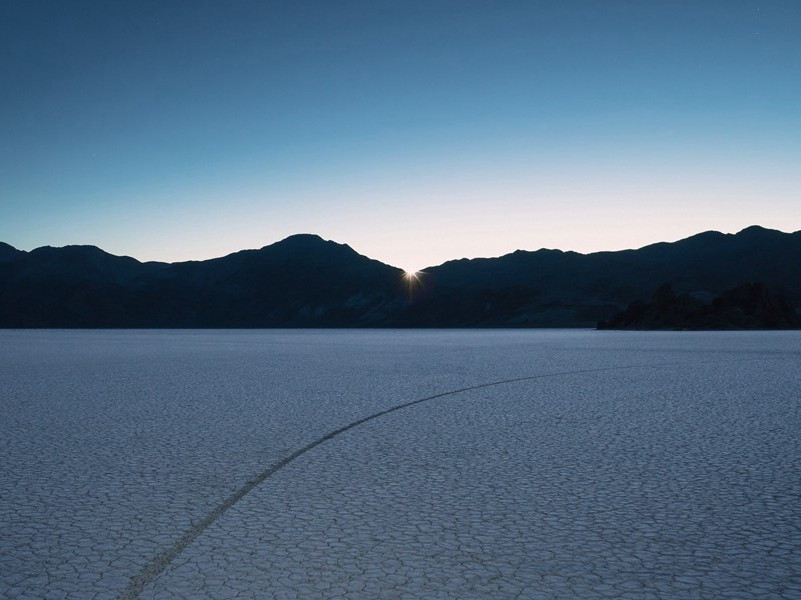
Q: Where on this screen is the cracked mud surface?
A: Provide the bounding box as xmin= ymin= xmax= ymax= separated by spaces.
xmin=1 ymin=330 xmax=800 ymax=599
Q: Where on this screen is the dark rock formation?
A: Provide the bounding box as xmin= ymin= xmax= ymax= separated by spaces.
xmin=598 ymin=283 xmax=801 ymax=330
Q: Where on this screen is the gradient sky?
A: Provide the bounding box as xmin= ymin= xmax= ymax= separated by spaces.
xmin=2 ymin=1 xmax=800 ymax=271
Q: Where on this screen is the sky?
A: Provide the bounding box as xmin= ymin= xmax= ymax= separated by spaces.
xmin=2 ymin=1 xmax=800 ymax=271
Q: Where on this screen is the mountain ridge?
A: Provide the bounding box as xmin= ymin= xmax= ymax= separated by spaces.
xmin=4 ymin=226 xmax=797 ymax=267
xmin=1 ymin=227 xmax=799 ymax=328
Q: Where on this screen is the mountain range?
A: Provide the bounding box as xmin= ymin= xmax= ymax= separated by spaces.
xmin=0 ymin=226 xmax=799 ymax=328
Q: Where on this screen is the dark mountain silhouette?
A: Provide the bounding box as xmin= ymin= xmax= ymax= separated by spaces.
xmin=598 ymin=283 xmax=801 ymax=330
xmin=0 ymin=235 xmax=404 ymax=327
xmin=0 ymin=242 xmax=22 ymax=262
xmin=397 ymin=225 xmax=801 ymax=327
xmin=0 ymin=227 xmax=799 ymax=328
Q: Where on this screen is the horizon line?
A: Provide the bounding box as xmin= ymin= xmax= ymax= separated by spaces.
xmin=1 ymin=224 xmax=796 ymax=271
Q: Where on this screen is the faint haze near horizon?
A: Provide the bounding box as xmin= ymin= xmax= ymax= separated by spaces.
xmin=2 ymin=1 xmax=800 ymax=272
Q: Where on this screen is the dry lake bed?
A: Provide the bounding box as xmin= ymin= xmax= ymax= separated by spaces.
xmin=1 ymin=329 xmax=800 ymax=599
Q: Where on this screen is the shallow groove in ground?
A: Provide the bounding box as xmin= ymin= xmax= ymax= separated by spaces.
xmin=120 ymin=357 xmax=766 ymax=599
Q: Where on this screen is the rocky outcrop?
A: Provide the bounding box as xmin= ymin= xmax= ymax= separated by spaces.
xmin=598 ymin=283 xmax=801 ymax=330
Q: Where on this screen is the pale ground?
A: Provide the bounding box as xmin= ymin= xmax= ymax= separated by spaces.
xmin=1 ymin=330 xmax=799 ymax=599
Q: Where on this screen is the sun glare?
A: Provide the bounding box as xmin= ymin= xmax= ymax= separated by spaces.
xmin=402 ymin=270 xmax=424 ymax=296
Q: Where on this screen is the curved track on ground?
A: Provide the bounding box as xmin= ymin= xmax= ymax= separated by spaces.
xmin=120 ymin=357 xmax=755 ymax=599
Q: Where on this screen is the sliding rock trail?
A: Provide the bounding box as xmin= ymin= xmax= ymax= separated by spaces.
xmin=123 ymin=361 xmax=698 ymax=599
xmin=136 ymin=358 xmax=800 ymax=600
xmin=2 ymin=330 xmax=800 ymax=600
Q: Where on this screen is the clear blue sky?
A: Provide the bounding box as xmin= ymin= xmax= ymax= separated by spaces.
xmin=2 ymin=1 xmax=800 ymax=270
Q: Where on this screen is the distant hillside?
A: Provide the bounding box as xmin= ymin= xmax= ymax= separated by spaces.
xmin=1 ymin=226 xmax=799 ymax=327
xmin=0 ymin=235 xmax=404 ymax=327
xmin=598 ymin=283 xmax=801 ymax=330
xmin=397 ymin=226 xmax=801 ymax=327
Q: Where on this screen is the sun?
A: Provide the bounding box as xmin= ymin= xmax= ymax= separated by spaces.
xmin=402 ymin=270 xmax=424 ymax=296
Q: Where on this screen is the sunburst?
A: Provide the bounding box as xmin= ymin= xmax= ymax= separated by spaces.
xmin=402 ymin=270 xmax=424 ymax=297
